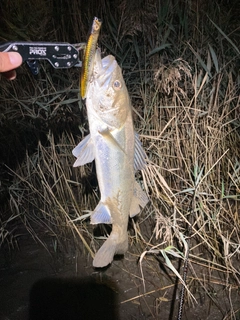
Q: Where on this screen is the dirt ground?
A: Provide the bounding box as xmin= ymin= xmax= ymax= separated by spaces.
xmin=0 ymin=223 xmax=239 ymax=320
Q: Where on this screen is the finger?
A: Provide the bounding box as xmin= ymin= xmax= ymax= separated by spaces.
xmin=0 ymin=52 xmax=22 ymax=73
xmin=2 ymin=69 xmax=17 ymax=80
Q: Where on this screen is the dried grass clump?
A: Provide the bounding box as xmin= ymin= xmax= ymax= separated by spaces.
xmin=8 ymin=132 xmax=96 ymax=257
xmin=140 ymin=61 xmax=240 ymax=274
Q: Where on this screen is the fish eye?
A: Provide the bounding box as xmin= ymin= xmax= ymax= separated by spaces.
xmin=113 ymin=80 xmax=122 ymax=90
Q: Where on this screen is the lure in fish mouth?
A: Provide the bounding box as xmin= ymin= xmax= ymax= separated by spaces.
xmin=73 ymin=47 xmax=148 ymax=268
xmin=80 ymin=17 xmax=102 ymax=99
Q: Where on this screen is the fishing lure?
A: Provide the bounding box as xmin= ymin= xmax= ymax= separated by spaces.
xmin=80 ymin=17 xmax=102 ymax=99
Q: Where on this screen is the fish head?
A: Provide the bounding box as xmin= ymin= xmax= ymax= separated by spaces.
xmin=86 ymin=49 xmax=131 ymax=129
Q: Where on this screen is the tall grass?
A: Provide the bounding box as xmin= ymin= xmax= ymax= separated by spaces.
xmin=0 ymin=0 xmax=239 ymax=317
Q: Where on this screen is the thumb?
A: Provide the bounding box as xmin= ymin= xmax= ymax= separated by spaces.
xmin=0 ymin=52 xmax=22 ymax=72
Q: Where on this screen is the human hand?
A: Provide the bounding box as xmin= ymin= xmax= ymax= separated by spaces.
xmin=0 ymin=52 xmax=23 ymax=80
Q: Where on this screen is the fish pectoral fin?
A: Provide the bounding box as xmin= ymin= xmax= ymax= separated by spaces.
xmin=72 ymin=134 xmax=95 ymax=167
xmin=130 ymin=181 xmax=149 ymax=218
xmin=98 ymin=129 xmax=126 ymax=154
xmin=91 ymin=202 xmax=112 ymax=224
xmin=134 ymin=132 xmax=147 ymax=171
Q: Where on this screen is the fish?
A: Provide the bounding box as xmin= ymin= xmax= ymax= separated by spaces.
xmin=73 ymin=48 xmax=148 ymax=268
xmin=80 ymin=16 xmax=102 ymax=99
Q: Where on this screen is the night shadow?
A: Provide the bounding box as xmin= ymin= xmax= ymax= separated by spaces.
xmin=28 ymin=276 xmax=119 ymax=320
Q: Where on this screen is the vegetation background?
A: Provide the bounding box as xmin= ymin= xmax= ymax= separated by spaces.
xmin=0 ymin=0 xmax=239 ymax=318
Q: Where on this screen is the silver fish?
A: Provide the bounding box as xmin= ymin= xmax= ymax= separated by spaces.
xmin=72 ymin=49 xmax=148 ymax=268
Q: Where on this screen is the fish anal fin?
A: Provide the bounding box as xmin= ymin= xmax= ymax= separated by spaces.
xmin=91 ymin=202 xmax=112 ymax=224
xmin=72 ymin=134 xmax=95 ymax=167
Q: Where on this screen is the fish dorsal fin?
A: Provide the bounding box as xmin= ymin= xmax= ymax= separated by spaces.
xmin=72 ymin=134 xmax=95 ymax=167
xmin=130 ymin=181 xmax=149 ymax=218
xmin=134 ymin=132 xmax=147 ymax=171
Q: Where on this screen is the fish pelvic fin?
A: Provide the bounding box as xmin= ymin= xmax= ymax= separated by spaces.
xmin=91 ymin=202 xmax=112 ymax=224
xmin=98 ymin=129 xmax=126 ymax=154
xmin=130 ymin=181 xmax=149 ymax=218
xmin=93 ymin=232 xmax=128 ymax=268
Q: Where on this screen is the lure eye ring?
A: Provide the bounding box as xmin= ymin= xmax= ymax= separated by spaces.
xmin=93 ymin=17 xmax=102 ymax=31
xmin=94 ymin=24 xmax=100 ymax=31
xmin=113 ymin=80 xmax=122 ymax=90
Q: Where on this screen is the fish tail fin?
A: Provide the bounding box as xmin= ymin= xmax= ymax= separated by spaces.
xmin=93 ymin=232 xmax=128 ymax=268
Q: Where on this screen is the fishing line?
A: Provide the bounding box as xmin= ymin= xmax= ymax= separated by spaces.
xmin=176 ymin=181 xmax=197 ymax=320
xmin=176 ymin=226 xmax=191 ymax=320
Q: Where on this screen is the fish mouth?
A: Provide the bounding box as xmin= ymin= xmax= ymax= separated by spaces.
xmin=94 ymin=50 xmax=118 ymax=90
